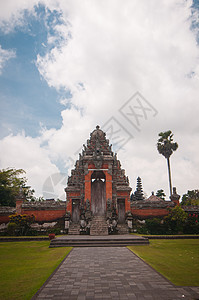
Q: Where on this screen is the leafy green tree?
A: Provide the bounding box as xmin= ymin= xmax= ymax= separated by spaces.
xmin=157 ymin=130 xmax=178 ymax=197
xmin=181 ymin=190 xmax=199 ymax=206
xmin=164 ymin=206 xmax=187 ymax=234
xmin=0 ymin=168 xmax=34 ymax=207
xmin=156 ymin=189 xmax=166 ymax=200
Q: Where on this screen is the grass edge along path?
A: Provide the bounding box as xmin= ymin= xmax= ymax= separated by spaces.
xmin=0 ymin=241 xmax=72 ymax=300
xmin=128 ymin=239 xmax=199 ymax=286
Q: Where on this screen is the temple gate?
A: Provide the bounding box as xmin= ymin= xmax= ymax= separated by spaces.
xmin=65 ymin=125 xmax=132 ymax=234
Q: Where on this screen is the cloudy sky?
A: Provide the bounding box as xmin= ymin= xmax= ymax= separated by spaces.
xmin=0 ymin=0 xmax=199 ymax=201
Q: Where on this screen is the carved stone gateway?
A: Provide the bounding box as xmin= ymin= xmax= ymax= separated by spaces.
xmin=65 ymin=125 xmax=132 ymax=234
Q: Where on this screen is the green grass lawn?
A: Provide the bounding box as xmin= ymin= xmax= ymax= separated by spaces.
xmin=128 ymin=239 xmax=199 ymax=286
xmin=130 ymin=233 xmax=199 ymax=236
xmin=0 ymin=241 xmax=72 ymax=300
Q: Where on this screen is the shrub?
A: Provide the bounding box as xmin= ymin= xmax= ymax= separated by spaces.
xmin=136 ymin=224 xmax=148 ymax=234
xmin=183 ymin=214 xmax=199 ymax=234
xmin=48 ymin=228 xmax=61 ymax=235
xmin=7 ymin=222 xmax=18 ymax=235
xmin=164 ymin=206 xmax=188 ymax=234
xmin=9 ymin=214 xmax=35 ymax=236
xmin=145 ymin=218 xmax=165 ymax=235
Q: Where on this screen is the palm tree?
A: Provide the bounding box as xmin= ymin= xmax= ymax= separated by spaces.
xmin=157 ymin=130 xmax=178 ymax=198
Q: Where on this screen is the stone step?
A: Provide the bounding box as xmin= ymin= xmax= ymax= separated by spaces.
xmin=90 ymin=215 xmax=108 ymax=236
xmin=117 ymin=224 xmax=129 ymax=235
xmin=68 ymin=224 xmax=80 ymax=235
xmin=49 ymin=236 xmax=149 ymax=247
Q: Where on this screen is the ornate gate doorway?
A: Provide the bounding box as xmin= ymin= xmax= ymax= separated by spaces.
xmin=117 ymin=199 xmax=125 ymax=223
xmin=72 ymin=199 xmax=80 ymax=222
xmin=91 ymin=171 xmax=106 ymax=216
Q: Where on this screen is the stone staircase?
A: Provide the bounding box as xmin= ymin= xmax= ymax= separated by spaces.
xmin=117 ymin=224 xmax=129 ymax=235
xmin=49 ymin=235 xmax=149 ymax=247
xmin=90 ymin=215 xmax=108 ymax=236
xmin=68 ymin=223 xmax=80 ymax=235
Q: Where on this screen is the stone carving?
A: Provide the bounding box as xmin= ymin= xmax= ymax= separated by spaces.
xmin=170 ymin=187 xmax=180 ymax=202
xmin=65 ymin=211 xmax=71 ymax=221
xmin=85 ymin=199 xmax=90 ymax=211
xmin=108 ymin=164 xmax=112 ymax=175
xmin=93 ymin=159 xmax=102 ymax=169
xmin=107 ymin=198 xmax=112 ymax=211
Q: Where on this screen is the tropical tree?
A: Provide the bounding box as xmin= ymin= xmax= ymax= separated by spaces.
xmin=0 ymin=168 xmax=34 ymax=207
xmin=157 ymin=130 xmax=178 ymax=198
xmin=181 ymin=190 xmax=199 ymax=206
xmin=156 ymin=189 xmax=166 ymax=200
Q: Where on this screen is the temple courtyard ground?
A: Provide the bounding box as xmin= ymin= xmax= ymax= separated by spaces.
xmin=33 ymin=246 xmax=199 ymax=300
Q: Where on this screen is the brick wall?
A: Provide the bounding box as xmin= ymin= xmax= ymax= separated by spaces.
xmin=20 ymin=209 xmax=66 ymax=222
xmin=0 ymin=207 xmax=16 ymax=224
xmin=0 ymin=215 xmax=10 ymax=224
xmin=132 ymin=208 xmax=169 ymax=219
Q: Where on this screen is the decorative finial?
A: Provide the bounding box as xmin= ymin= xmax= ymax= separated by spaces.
xmin=96 ymin=125 xmax=100 ymax=130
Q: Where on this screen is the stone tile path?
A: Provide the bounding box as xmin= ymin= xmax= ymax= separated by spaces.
xmin=33 ymin=247 xmax=199 ymax=300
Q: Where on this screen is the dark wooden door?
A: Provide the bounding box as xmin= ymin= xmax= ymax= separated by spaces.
xmin=118 ymin=199 xmax=125 ymax=223
xmin=91 ymin=179 xmax=106 ymax=216
xmin=72 ymin=199 xmax=80 ymax=222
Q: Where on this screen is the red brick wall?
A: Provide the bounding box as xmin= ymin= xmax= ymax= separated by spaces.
xmin=117 ymin=191 xmax=128 ymax=197
xmin=102 ymin=163 xmax=108 ymax=169
xmin=67 ymin=201 xmax=72 ymax=214
xmin=104 ymin=171 xmax=112 ymax=200
xmin=66 ymin=191 xmax=80 ymax=214
xmin=0 ymin=208 xmax=66 ymax=224
xmin=88 ymin=163 xmax=95 ymax=169
xmin=21 ymin=209 xmax=66 ymax=222
xmin=0 ymin=215 xmax=10 ymax=224
xmin=125 ymin=198 xmax=131 ymax=211
xmin=132 ymin=208 xmax=169 ymax=218
xmin=85 ymin=171 xmax=92 ymax=203
xmin=117 ymin=191 xmax=131 ymax=211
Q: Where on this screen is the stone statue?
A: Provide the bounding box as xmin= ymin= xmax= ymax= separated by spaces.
xmin=107 ymin=198 xmax=112 ymax=211
xmin=86 ymin=199 xmax=90 ymax=211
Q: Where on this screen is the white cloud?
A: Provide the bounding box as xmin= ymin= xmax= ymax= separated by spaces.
xmin=0 ymin=45 xmax=16 ymax=74
xmin=0 ymin=0 xmax=63 ymax=33
xmin=0 ymin=0 xmax=37 ymax=33
xmin=0 ymin=0 xmax=199 ymax=199
xmin=0 ymin=133 xmax=59 ymax=197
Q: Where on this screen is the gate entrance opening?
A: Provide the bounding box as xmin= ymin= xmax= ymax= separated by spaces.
xmin=72 ymin=199 xmax=80 ymax=222
xmin=91 ymin=171 xmax=106 ymax=216
xmin=117 ymin=199 xmax=125 ymax=224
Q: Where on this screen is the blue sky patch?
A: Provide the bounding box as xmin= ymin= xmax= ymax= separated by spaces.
xmin=0 ymin=4 xmax=70 ymax=138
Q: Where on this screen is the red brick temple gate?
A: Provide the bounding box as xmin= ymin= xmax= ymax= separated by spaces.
xmin=65 ymin=125 xmax=132 ymax=235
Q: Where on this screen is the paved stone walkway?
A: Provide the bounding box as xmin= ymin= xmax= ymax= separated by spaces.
xmin=33 ymin=247 xmax=199 ymax=300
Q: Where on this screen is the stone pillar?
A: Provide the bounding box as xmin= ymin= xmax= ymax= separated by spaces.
xmin=15 ymin=187 xmax=26 ymax=214
xmin=125 ymin=195 xmax=131 ymax=212
xmin=84 ymin=171 xmax=92 ymax=205
xmin=105 ymin=171 xmax=112 ymax=201
xmin=16 ymin=200 xmax=23 ymax=214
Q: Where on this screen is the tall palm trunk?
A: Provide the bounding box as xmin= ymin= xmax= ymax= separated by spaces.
xmin=167 ymin=158 xmax=172 ymax=198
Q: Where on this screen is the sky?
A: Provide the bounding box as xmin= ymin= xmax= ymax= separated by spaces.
xmin=0 ymin=0 xmax=199 ymax=201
